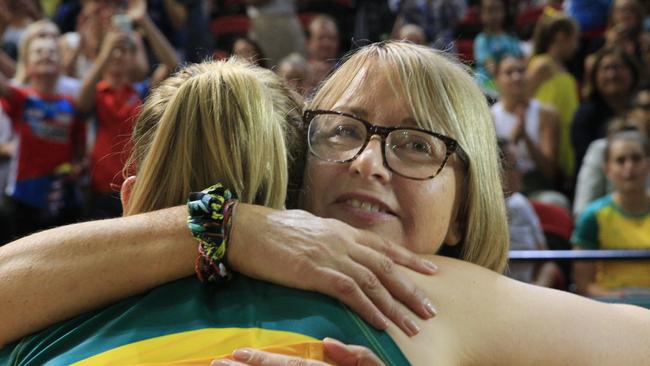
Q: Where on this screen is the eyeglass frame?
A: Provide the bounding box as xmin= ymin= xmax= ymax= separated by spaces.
xmin=303 ymin=109 xmax=470 ymax=180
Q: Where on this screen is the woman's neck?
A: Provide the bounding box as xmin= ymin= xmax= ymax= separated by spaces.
xmin=501 ymin=95 xmax=526 ymax=111
xmin=604 ymin=94 xmax=630 ymax=114
xmin=104 ymin=72 xmax=130 ymax=89
xmin=546 ymin=47 xmax=564 ymax=67
xmin=613 ymin=190 xmax=650 ymax=214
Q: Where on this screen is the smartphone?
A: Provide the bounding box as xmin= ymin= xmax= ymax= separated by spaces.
xmin=112 ymin=14 xmax=132 ymax=33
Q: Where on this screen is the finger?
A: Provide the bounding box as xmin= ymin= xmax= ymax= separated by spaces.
xmin=358 ymin=232 xmax=437 ymax=275
xmin=323 ymin=338 xmax=386 ymax=366
xmin=351 ymin=244 xmax=437 ymax=321
xmin=211 ymin=360 xmax=247 ymax=366
xmin=312 ymin=267 xmax=390 ymax=331
xmin=231 ymin=348 xmax=328 ymax=366
xmin=342 ymin=258 xmax=423 ymax=336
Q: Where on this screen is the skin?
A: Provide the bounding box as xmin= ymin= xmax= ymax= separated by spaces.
xmin=396 ymin=24 xmax=426 ymax=45
xmin=604 ymin=140 xmax=649 ymax=196
xmin=2 ymin=43 xmax=649 ymax=365
xmin=595 ymin=54 xmax=633 ymax=111
xmin=307 ymin=20 xmax=339 ymax=62
xmin=300 ymin=66 xmax=464 ymax=254
xmin=277 ymin=62 xmax=309 ymax=96
xmin=25 ymin=37 xmax=60 ymax=79
xmin=480 ymin=0 xmax=505 ymax=33
xmin=610 ymin=0 xmax=640 ymax=32
xmin=233 ymin=39 xmax=259 ymax=63
xmin=0 ymin=37 xmax=61 ymax=97
xmin=31 ymin=22 xmax=59 ymax=40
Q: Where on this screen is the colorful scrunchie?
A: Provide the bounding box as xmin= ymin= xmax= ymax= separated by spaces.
xmin=187 ymin=183 xmax=238 ymax=283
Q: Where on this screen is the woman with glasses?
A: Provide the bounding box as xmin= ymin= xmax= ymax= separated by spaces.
xmin=572 ymin=47 xmax=640 ymax=178
xmin=1 ymin=42 xmax=649 ymax=365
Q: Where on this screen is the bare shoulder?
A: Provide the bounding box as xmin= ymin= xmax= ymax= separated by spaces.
xmin=538 ymin=103 xmax=559 ymax=128
xmin=538 ymin=102 xmax=559 ymax=118
xmin=529 ymin=56 xmax=554 ymax=73
xmin=391 ymin=256 xmax=650 ymax=365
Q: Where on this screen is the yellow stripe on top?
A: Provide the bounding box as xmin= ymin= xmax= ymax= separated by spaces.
xmin=72 ymin=328 xmax=325 ymax=366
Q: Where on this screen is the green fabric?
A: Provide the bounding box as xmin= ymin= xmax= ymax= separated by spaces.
xmin=1 ymin=276 xmax=409 ymax=366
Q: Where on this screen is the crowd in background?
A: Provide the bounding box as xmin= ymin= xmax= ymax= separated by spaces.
xmin=0 ymin=0 xmax=649 ymax=299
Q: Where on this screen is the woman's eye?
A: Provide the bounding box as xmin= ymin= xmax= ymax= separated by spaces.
xmin=403 ymin=140 xmax=432 ymax=154
xmin=331 ymin=124 xmax=362 ymax=139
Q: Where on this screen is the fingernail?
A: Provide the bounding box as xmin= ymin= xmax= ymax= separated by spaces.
xmin=233 ymin=348 xmax=252 ymax=361
xmin=374 ymin=313 xmax=389 ymax=329
xmin=424 ymin=301 xmax=437 ymax=317
xmin=424 ymin=260 xmax=438 ymax=273
xmin=211 ymin=361 xmax=232 ymax=366
xmin=403 ymin=317 xmax=421 ymax=336
xmin=323 ymin=337 xmax=343 ymax=345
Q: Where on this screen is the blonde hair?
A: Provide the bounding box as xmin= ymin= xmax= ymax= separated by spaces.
xmin=309 ymin=41 xmax=509 ymax=272
xmin=14 ymin=19 xmax=61 ymax=84
xmin=124 ymin=58 xmax=305 ymax=215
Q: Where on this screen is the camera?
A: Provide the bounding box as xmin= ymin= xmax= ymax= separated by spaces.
xmin=112 ymin=14 xmax=132 ymax=33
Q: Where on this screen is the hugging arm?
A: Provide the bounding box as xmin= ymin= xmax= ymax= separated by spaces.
xmin=214 ymin=256 xmax=650 ymax=365
xmin=0 ymin=204 xmax=438 ymax=347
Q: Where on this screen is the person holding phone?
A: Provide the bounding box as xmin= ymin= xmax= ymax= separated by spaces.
xmin=76 ymin=0 xmax=179 ymax=219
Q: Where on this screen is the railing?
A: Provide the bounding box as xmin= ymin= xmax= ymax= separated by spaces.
xmin=509 ymin=250 xmax=650 ymax=261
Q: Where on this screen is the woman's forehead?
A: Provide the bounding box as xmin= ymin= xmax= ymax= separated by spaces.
xmin=325 ymin=66 xmax=408 ymax=113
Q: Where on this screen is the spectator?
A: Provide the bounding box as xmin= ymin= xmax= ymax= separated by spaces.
xmin=246 ymin=0 xmax=305 ymax=68
xmin=590 ymin=0 xmax=645 ymax=59
xmin=232 ymin=37 xmax=268 ymax=68
xmin=527 ymin=8 xmax=580 ymax=188
xmin=396 ymin=23 xmax=427 ymax=45
xmin=0 ymin=36 xmax=85 ymax=238
xmin=59 ymin=0 xmax=149 ymax=81
xmin=306 ymin=14 xmax=340 ymax=89
xmin=474 ymin=0 xmax=522 ymax=99
xmin=572 ymin=47 xmax=639 ymax=173
xmin=573 ymin=86 xmax=650 ymax=217
xmin=76 ymin=0 xmax=179 ymax=219
xmin=277 ymin=52 xmax=310 ymax=97
xmin=389 ymin=0 xmax=467 ymax=50
xmin=492 ymin=54 xmax=560 ymax=194
xmin=499 ymin=138 xmax=562 ymax=287
xmin=13 ymin=20 xmax=80 ymax=98
xmin=581 ymin=0 xmax=646 ymax=93
xmin=572 ymin=129 xmax=650 ymax=297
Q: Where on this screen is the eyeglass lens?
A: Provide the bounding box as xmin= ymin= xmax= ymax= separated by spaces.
xmin=308 ymin=113 xmax=448 ymax=179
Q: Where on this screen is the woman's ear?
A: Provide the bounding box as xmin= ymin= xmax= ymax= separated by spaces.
xmin=120 ymin=176 xmax=136 ymax=212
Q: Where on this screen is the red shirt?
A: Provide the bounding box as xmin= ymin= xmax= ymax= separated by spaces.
xmin=90 ymin=80 xmax=147 ymax=193
xmin=1 ymin=85 xmax=84 ymax=207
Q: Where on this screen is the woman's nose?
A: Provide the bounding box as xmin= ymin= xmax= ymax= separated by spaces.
xmin=348 ymin=137 xmax=391 ymax=182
